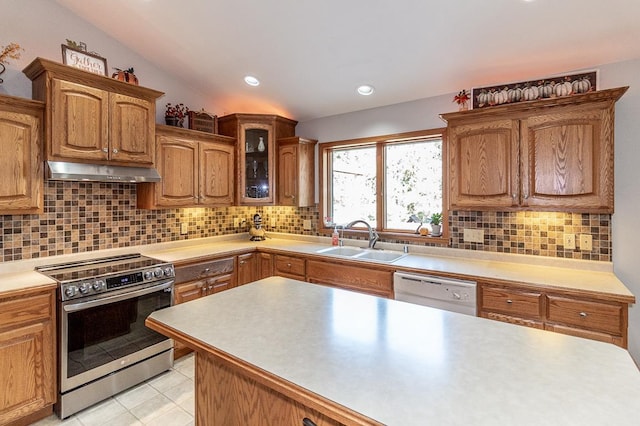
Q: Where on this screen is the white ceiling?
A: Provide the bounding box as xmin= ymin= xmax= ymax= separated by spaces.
xmin=55 ymin=0 xmax=640 ymax=122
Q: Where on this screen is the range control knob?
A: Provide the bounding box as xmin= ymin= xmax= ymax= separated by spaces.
xmin=144 ymin=270 xmax=154 ymax=280
xmin=153 ymin=268 xmax=163 ymax=278
xmin=64 ymin=285 xmax=78 ymax=298
xmin=79 ymin=282 xmax=90 ymax=294
xmin=163 ymin=267 xmax=174 ymax=277
xmin=93 ymin=280 xmax=105 ymax=291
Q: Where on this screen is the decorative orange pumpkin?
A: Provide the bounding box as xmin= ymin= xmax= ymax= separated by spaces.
xmin=112 ymin=67 xmax=139 ymax=85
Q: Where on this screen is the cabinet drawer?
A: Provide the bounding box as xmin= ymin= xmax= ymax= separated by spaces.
xmin=175 ymin=257 xmax=234 ymax=283
xmin=274 ymin=255 xmax=306 ymax=277
xmin=0 ymin=292 xmax=53 ymax=329
xmin=480 ymin=286 xmax=543 ymax=319
xmin=546 ymin=296 xmax=622 ymax=335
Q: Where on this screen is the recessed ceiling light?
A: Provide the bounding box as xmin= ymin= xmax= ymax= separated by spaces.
xmin=357 ymin=84 xmax=375 ymax=96
xmin=244 ymin=75 xmax=260 ymax=86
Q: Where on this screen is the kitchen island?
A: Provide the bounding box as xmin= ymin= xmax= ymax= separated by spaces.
xmin=146 ymin=276 xmax=640 ymax=425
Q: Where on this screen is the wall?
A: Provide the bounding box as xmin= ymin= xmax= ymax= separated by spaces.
xmin=2 ymin=0 xmax=217 ymax=122
xmin=298 ymin=59 xmax=640 ymax=362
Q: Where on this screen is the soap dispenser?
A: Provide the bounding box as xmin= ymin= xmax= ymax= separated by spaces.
xmin=332 ymin=226 xmax=339 ymax=246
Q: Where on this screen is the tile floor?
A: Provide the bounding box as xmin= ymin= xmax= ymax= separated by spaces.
xmin=33 ymin=353 xmax=195 ymax=426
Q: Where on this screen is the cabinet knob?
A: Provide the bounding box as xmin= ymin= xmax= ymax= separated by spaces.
xmin=102 ymin=147 xmax=109 ymax=153
xmin=523 ymin=193 xmax=529 ymax=200
xmin=506 ymin=299 xmax=513 ymax=304
xmin=112 ymin=148 xmax=118 ymax=154
xmin=512 ymin=193 xmax=517 ymax=199
xmin=287 ymin=263 xmax=292 ymax=268
xmin=579 ymin=312 xmax=588 ymax=318
xmin=240 ymin=260 xmax=245 ymax=265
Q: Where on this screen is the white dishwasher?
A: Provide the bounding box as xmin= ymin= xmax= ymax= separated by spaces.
xmin=393 ymin=272 xmax=477 ymax=316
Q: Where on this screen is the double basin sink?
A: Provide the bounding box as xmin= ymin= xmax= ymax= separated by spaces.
xmin=315 ymin=246 xmax=407 ymax=263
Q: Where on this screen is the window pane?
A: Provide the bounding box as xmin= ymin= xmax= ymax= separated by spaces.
xmin=384 ymin=139 xmax=442 ymax=231
xmin=330 ymin=146 xmax=376 ymax=226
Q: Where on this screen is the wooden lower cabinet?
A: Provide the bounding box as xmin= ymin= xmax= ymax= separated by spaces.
xmin=479 ymin=282 xmax=629 ymax=347
xmin=237 ymin=253 xmax=258 ymax=286
xmin=257 ymin=252 xmax=274 ymax=279
xmin=274 ymin=254 xmax=306 ymax=280
xmin=173 ymin=257 xmax=235 ymax=358
xmin=196 ymin=351 xmax=379 ymax=426
xmin=306 ymin=260 xmax=393 ymax=298
xmin=0 ymin=288 xmax=56 ymax=425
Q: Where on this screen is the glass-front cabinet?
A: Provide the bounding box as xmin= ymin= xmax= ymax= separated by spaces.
xmin=218 ymin=114 xmax=297 ymax=205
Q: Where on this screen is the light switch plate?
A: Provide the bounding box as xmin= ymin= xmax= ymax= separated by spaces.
xmin=563 ymin=234 xmax=576 ymax=250
xmin=270 ymin=217 xmax=276 ymax=227
xmin=303 ymin=219 xmax=312 ymax=230
xmin=233 ymin=217 xmax=240 ymax=228
xmin=579 ymin=234 xmax=593 ymax=251
xmin=463 ymin=229 xmax=484 ymax=243
xmin=180 ymin=222 xmax=188 ymax=235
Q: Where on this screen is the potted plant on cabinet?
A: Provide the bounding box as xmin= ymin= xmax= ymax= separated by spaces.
xmin=429 ymin=212 xmax=443 ymax=236
xmin=165 ymin=103 xmax=189 ymax=127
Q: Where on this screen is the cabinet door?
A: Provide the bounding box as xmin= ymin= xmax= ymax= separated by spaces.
xmin=109 ymin=93 xmax=155 ymax=164
xmin=448 ymin=118 xmax=520 ymax=209
xmin=306 ymin=260 xmax=392 ymax=298
xmin=278 ymin=144 xmax=297 ymax=206
xmin=257 ymin=253 xmax=274 ymax=279
xmin=239 ymin=123 xmax=274 ymax=205
xmin=237 ymin=253 xmax=258 ymax=285
xmin=174 ymin=280 xmax=206 ymax=304
xmin=0 ymin=291 xmax=55 ymax=424
xmin=521 ymin=105 xmax=613 ymax=212
xmin=0 ymin=107 xmax=43 ymax=213
xmin=200 ymin=142 xmax=234 ymax=206
xmin=51 ymin=79 xmax=109 ymax=160
xmin=155 ymin=136 xmax=199 ymax=206
xmin=274 ymin=255 xmax=306 ymax=280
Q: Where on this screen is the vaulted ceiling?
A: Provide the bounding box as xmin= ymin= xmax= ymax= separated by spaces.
xmin=55 ymin=0 xmax=640 ymax=122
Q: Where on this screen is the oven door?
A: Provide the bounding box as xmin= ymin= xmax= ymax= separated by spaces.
xmin=60 ymin=280 xmax=174 ymax=393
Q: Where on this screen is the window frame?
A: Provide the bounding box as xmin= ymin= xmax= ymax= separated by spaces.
xmin=319 ymin=128 xmax=449 ymax=244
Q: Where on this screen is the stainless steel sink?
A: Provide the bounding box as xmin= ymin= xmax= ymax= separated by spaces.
xmin=316 ymin=246 xmax=364 ymax=257
xmin=353 ymin=250 xmax=406 ymax=263
xmin=316 ymin=246 xmax=406 ymax=263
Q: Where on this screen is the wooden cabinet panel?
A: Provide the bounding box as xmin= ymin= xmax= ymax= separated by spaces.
xmin=277 ymin=137 xmax=317 ymax=207
xmin=237 ymin=253 xmax=258 ymax=286
xmin=448 ymin=118 xmax=519 ymax=209
xmin=306 ymin=260 xmax=392 ymax=298
xmin=480 ymin=285 xmax=543 ymax=319
xmin=544 ymin=323 xmax=623 ymax=347
xmin=155 ymin=137 xmax=198 ymax=206
xmin=481 ymin=312 xmax=545 ymax=330
xmin=200 ymin=141 xmax=234 ymax=205
xmin=546 ymin=295 xmax=622 ymax=335
xmin=274 ymin=255 xmax=306 ymax=280
xmin=0 ymin=95 xmax=44 ymax=214
xmin=0 ymin=290 xmax=56 ymax=425
xmin=51 ymin=79 xmax=109 ymax=161
xmin=109 ymin=93 xmax=154 ymax=164
xmin=442 ymin=87 xmax=627 ymax=212
xmin=257 ymin=252 xmax=274 ymax=279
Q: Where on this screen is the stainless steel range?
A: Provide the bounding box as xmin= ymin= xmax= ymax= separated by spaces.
xmin=36 ymin=253 xmax=175 ymax=419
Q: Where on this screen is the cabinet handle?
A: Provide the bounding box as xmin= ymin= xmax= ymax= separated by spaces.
xmin=579 ymin=312 xmax=588 ymax=318
xmin=506 ymin=299 xmax=513 ymax=304
xmin=201 ymin=268 xmax=211 ymax=275
xmin=523 ymin=193 xmax=529 ymax=200
xmin=287 ymin=262 xmax=292 ymax=268
xmin=512 ymin=193 xmax=517 ymax=199
xmin=112 ymin=148 xmax=118 ymax=154
xmin=302 ymin=418 xmax=317 ymax=426
xmin=102 ymin=147 xmax=108 ymax=153
xmin=240 ymin=260 xmax=245 ymax=265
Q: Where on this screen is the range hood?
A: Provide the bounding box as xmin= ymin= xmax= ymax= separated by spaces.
xmin=46 ymin=161 xmax=161 ymax=183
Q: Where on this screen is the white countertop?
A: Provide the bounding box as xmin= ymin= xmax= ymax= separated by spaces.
xmin=0 ymin=233 xmax=634 ymax=302
xmin=148 ymin=276 xmax=640 ymax=425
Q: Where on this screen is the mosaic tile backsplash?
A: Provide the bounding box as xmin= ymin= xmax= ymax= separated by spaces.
xmin=0 ymin=181 xmax=611 ymax=263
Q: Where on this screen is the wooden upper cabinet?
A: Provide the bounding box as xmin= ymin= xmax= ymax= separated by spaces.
xmin=0 ymin=95 xmax=44 ymax=214
xmin=23 ymin=57 xmax=163 ymax=167
xmin=442 ymin=87 xmax=627 ymax=213
xmin=278 ymin=137 xmax=317 ymax=207
xmin=218 ymin=113 xmax=297 ymax=205
xmin=137 ymin=125 xmax=235 ymax=209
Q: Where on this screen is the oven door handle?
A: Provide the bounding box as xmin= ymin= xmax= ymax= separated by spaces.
xmin=63 ymin=280 xmax=174 ymax=312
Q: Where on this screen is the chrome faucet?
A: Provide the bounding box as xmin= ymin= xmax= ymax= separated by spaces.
xmin=345 ymin=220 xmax=379 ymax=249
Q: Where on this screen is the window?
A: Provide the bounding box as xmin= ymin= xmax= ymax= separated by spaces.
xmin=321 ymin=128 xmax=446 ymax=239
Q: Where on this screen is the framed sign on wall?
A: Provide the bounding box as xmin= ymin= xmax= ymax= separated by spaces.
xmin=61 ymin=44 xmax=107 ymax=76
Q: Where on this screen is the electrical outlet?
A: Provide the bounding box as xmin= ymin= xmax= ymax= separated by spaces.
xmin=180 ymin=222 xmax=188 ymax=235
xmin=579 ymin=234 xmax=593 ymax=251
xmin=563 ymin=234 xmax=576 ymax=250
xmin=233 ymin=217 xmax=240 ymax=228
xmin=303 ymin=219 xmax=312 ymax=230
xmin=463 ymin=229 xmax=484 ymax=243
